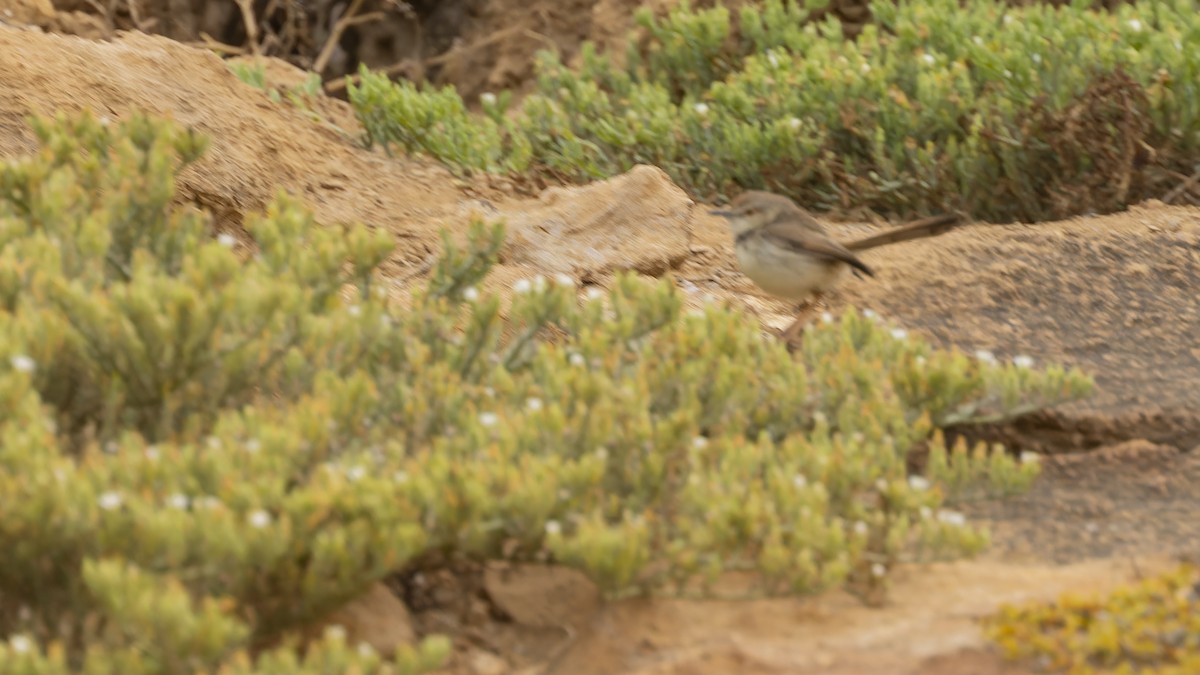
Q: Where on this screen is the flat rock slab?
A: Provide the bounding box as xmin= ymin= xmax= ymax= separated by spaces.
xmin=498 ymin=164 xmax=697 ymax=281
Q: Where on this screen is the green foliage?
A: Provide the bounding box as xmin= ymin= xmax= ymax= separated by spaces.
xmin=0 ymin=111 xmax=1091 ymax=670
xmin=229 ymin=61 xmax=327 ymax=121
xmin=349 ymin=0 xmax=1200 ymax=221
xmin=349 ymin=77 xmax=524 ymax=173
xmin=984 ymin=564 xmax=1200 ymax=673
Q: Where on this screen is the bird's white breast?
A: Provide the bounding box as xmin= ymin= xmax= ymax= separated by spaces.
xmin=735 ymin=236 xmax=847 ymax=300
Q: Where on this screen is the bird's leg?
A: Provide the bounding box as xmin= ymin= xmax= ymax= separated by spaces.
xmin=779 ymin=292 xmax=827 ymax=349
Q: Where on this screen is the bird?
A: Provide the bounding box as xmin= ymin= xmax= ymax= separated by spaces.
xmin=709 ymin=190 xmax=962 ymax=345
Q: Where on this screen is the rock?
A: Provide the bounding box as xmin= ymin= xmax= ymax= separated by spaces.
xmin=484 ymin=563 xmax=601 ymax=630
xmin=309 ymin=582 xmax=416 ymax=658
xmin=499 ymin=165 xmax=696 ymax=282
xmin=465 ymin=648 xmax=510 ymax=675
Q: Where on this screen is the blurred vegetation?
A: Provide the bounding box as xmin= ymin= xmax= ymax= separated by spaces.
xmin=0 ymin=111 xmax=1090 ymax=671
xmin=985 ymin=563 xmax=1200 ymax=673
xmin=349 ymin=0 xmax=1200 ymax=221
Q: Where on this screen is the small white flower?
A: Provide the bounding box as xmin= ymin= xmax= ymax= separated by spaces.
xmin=908 ymin=475 xmax=930 ymax=491
xmin=197 ymin=496 xmax=223 ymax=510
xmin=788 ymin=117 xmax=802 ymax=130
xmin=167 ymin=493 xmax=190 ymax=510
xmin=97 ymin=491 xmax=123 ymax=511
xmin=691 ymin=436 xmax=708 ymax=450
xmin=871 ymin=563 xmax=887 ymax=578
xmin=595 ymin=448 xmax=609 ymax=461
xmin=10 ymin=354 xmax=35 ymax=373
xmin=347 ymin=304 xmax=362 ymax=317
xmin=324 ymin=624 xmax=347 ymax=641
xmin=585 ymin=286 xmax=605 ymax=301
xmin=915 ymin=355 xmax=927 ymax=366
xmin=693 ymin=102 xmax=710 ymax=116
xmin=480 ymin=92 xmax=497 ymax=106
xmin=526 ymin=397 xmax=543 ymax=412
xmin=1020 ymin=451 xmax=1041 ymax=465
xmin=532 ymin=274 xmax=547 ymax=291
xmin=767 ymin=52 xmax=780 ymax=68
xmin=513 ymin=278 xmax=533 ymax=294
xmin=244 ymin=439 xmax=261 ymax=453
xmin=248 ymin=510 xmax=271 ymax=528
xmin=820 ymin=311 xmax=834 ymax=324
xmin=1031 ymin=53 xmax=1042 ymax=64
xmin=1003 ymin=69 xmax=1013 ymax=79
xmin=463 ymin=286 xmax=479 ymax=302
xmin=393 ymin=471 xmax=409 ymax=484
xmin=862 ymin=308 xmax=878 ymax=320
xmin=860 ymin=63 xmax=871 ymax=74
xmin=207 ymin=436 xmax=221 ymax=450
xmin=972 ymin=35 xmax=984 ymax=46
xmin=357 ymin=642 xmax=376 ymax=657
xmin=554 ymin=273 xmax=575 ymax=288
xmin=890 ymin=327 xmax=908 ymax=340
xmin=569 ymin=353 xmax=586 ymax=367
xmin=217 ymin=233 xmax=238 ymax=248
xmin=919 ymin=506 xmax=933 ymax=520
xmin=346 ymin=465 xmax=366 ymax=482
xmin=1127 ymin=18 xmax=1142 ymax=32
xmin=853 ymin=520 xmax=869 ymax=535
xmin=1002 ymin=13 xmax=1014 ymax=24
xmin=937 ymin=509 xmax=967 ymax=526
xmin=922 ymin=53 xmax=935 ymax=65
xmin=478 ymin=412 xmax=499 ymax=427
xmin=1175 ymin=40 xmax=1183 ymax=50
xmin=1013 ymin=354 xmax=1035 ymax=369
xmin=144 ymin=445 xmax=160 ymax=461
xmin=544 ymin=520 xmax=562 ymax=536
xmin=974 ymin=349 xmax=996 ymax=364
xmin=793 ymin=474 xmax=807 ymax=489
xmin=8 ymin=634 xmax=32 ymax=654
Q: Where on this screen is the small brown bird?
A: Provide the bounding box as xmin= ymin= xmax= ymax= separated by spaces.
xmin=709 ymin=190 xmax=961 ymax=344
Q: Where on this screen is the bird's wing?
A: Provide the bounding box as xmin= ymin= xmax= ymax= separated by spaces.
xmin=760 ymin=220 xmax=875 ymax=277
xmin=844 ymin=213 xmax=963 ymax=251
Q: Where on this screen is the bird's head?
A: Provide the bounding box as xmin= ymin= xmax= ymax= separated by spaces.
xmin=708 ymin=190 xmax=798 ymax=236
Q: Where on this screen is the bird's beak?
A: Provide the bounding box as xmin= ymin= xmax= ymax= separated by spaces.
xmin=709 ymin=209 xmax=733 ymax=218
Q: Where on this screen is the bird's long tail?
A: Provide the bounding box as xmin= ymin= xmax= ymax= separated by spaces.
xmin=844 ymin=212 xmax=964 ymax=252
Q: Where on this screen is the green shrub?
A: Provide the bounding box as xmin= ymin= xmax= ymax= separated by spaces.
xmin=0 ymin=111 xmax=1090 ymax=671
xmin=984 ymin=564 xmax=1200 ymax=673
xmin=349 ymin=0 xmax=1200 ymax=221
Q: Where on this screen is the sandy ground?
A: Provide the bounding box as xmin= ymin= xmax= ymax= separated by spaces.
xmin=1 ymin=19 xmax=1198 ymax=675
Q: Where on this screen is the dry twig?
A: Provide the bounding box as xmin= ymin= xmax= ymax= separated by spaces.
xmin=1162 ymin=168 xmax=1200 ymax=205
xmin=314 ymin=0 xmax=387 ymax=74
xmin=234 ymin=0 xmax=261 ymax=56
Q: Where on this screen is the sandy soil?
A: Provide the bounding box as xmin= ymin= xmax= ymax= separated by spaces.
xmin=1 ymin=16 xmax=1198 ymax=675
